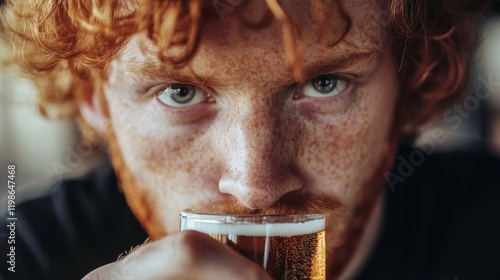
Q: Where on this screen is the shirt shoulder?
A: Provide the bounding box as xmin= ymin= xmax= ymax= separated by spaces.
xmin=0 ymin=160 xmax=148 ymax=280
xmin=359 ymin=147 xmax=500 ymax=280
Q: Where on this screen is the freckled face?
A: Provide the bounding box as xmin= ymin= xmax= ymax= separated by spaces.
xmin=102 ymin=0 xmax=398 ymax=273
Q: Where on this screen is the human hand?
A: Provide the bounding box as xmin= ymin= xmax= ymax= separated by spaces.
xmin=82 ymin=230 xmax=272 ymax=280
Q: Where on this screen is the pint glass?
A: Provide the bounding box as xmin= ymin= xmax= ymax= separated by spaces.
xmin=180 ymin=212 xmax=326 ymax=280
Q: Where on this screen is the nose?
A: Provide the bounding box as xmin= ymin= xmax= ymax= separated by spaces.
xmin=218 ymin=101 xmax=303 ymax=209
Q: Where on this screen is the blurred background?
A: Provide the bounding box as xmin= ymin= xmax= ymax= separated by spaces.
xmin=0 ymin=37 xmax=103 ymax=205
xmin=1 ymin=3 xmax=500 ymax=205
xmin=415 ymin=12 xmax=500 ymax=153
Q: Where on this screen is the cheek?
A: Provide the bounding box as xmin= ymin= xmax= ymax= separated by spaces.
xmin=297 ymin=87 xmax=396 ymax=206
xmin=105 ymin=92 xmax=223 ymax=233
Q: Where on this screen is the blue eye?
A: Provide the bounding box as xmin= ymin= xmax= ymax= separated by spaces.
xmin=302 ymin=75 xmax=347 ymax=98
xmin=157 ymin=84 xmax=207 ymax=107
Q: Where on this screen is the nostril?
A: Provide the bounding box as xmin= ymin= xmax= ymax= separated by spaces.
xmin=218 ymin=174 xmax=303 ymax=210
xmin=219 ymin=180 xmax=278 ymax=209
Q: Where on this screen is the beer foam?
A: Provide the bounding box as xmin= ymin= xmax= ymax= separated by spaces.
xmin=183 ymin=218 xmax=325 ymax=237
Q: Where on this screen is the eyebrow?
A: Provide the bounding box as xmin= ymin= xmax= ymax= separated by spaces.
xmin=130 ymin=49 xmax=382 ymax=87
xmin=301 ymin=50 xmax=382 ymax=80
xmin=128 ymin=60 xmax=219 ymax=86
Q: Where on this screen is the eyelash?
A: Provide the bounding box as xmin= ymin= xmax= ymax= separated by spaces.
xmin=299 ymin=83 xmax=354 ymax=107
xmin=149 ymin=73 xmax=356 ymax=117
xmin=150 ymin=84 xmax=215 ymax=118
xmin=294 ymin=74 xmax=354 ymax=100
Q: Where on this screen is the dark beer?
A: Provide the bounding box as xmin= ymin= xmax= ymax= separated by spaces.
xmin=180 ymin=213 xmax=326 ymax=280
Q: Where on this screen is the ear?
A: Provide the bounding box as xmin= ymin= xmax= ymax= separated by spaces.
xmin=77 ymin=82 xmax=108 ymax=132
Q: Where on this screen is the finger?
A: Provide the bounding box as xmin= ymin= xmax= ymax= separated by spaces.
xmin=173 ymin=231 xmax=273 ymax=280
xmin=83 ymin=231 xmax=272 ymax=280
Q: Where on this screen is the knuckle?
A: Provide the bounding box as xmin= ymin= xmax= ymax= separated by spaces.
xmin=174 ymin=231 xmax=209 ymax=262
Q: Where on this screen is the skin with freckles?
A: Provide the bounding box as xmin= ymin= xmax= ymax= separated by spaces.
xmin=83 ymin=0 xmax=399 ymax=278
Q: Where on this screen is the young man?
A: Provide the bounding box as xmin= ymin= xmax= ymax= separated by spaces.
xmin=1 ymin=0 xmax=499 ymax=279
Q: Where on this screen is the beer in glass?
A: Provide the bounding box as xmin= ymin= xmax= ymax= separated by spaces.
xmin=180 ymin=212 xmax=326 ymax=280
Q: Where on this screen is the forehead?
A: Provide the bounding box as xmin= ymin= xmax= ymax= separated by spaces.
xmin=116 ymin=0 xmax=389 ymax=84
xmin=206 ymin=0 xmax=388 ymax=50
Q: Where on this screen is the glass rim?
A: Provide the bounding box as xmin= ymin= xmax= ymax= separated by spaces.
xmin=180 ymin=212 xmax=325 ymax=225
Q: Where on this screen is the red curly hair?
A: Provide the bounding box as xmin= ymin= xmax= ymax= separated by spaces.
xmin=0 ymin=0 xmax=491 ymax=136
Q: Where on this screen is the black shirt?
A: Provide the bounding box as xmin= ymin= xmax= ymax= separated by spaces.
xmin=1 ymin=147 xmax=499 ymax=279
xmin=357 ymin=147 xmax=500 ymax=279
xmin=0 ymin=162 xmax=147 ymax=280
